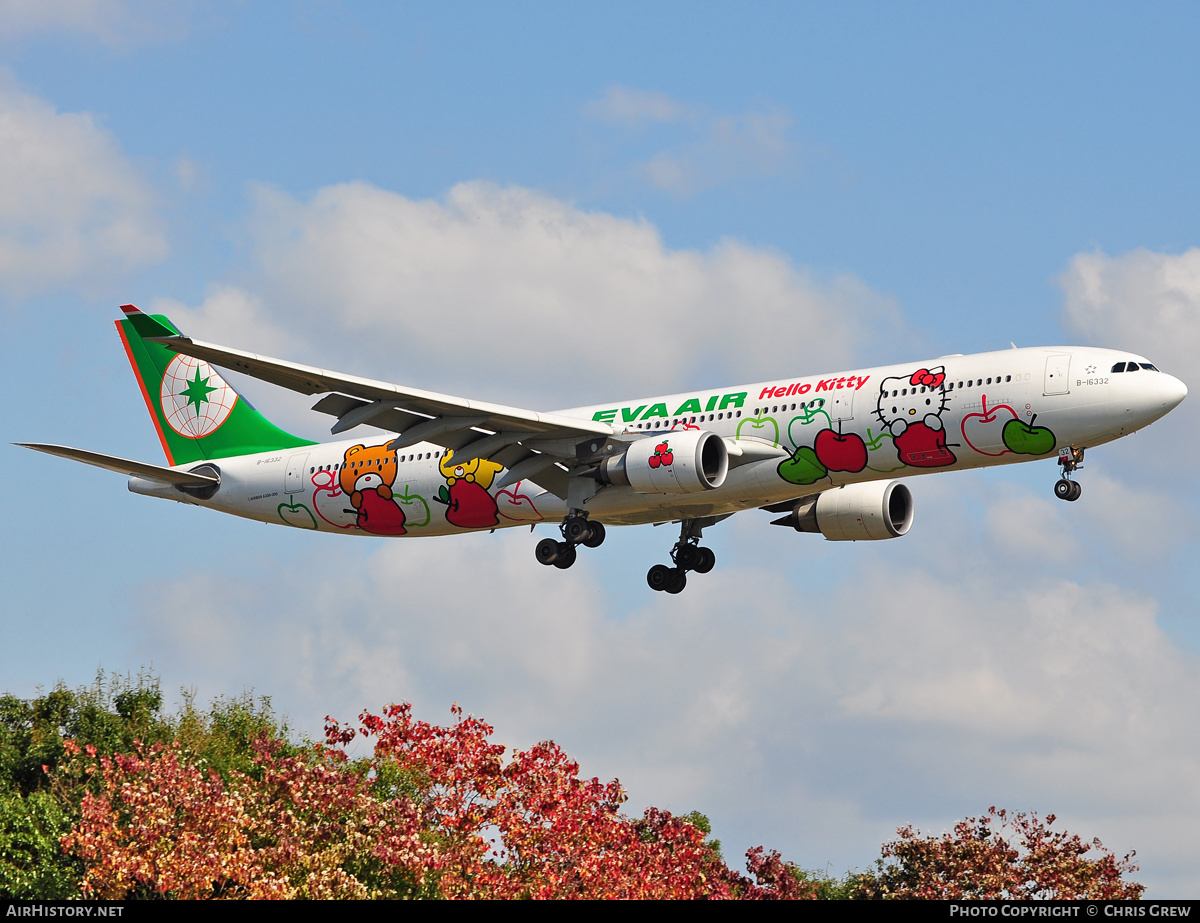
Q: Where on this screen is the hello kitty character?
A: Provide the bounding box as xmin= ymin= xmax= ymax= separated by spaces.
xmin=875 ymin=367 xmax=957 ymax=468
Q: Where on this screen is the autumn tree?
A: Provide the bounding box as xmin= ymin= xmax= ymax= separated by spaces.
xmin=855 ymin=807 xmax=1144 ymax=900
xmin=60 ymin=702 xmax=811 ymax=899
xmin=0 ymin=673 xmax=291 ymax=898
xmin=0 ymin=676 xmax=1148 ymax=901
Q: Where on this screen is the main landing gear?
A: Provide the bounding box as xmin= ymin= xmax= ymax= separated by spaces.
xmin=646 ymin=519 xmax=716 ymax=595
xmin=534 ymin=512 xmax=605 ymax=569
xmin=1054 ymin=446 xmax=1085 ymax=502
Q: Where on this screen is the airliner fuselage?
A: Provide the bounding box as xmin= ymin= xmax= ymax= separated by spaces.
xmin=22 ymin=307 xmax=1187 ymax=593
xmin=128 ymin=346 xmax=1184 ymax=530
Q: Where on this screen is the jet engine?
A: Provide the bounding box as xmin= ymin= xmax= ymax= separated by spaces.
xmin=773 ymin=480 xmax=913 ymax=541
xmin=595 ymin=431 xmax=729 ymax=494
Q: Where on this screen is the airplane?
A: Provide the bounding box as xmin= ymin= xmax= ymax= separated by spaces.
xmin=20 ymin=305 xmax=1188 ymax=593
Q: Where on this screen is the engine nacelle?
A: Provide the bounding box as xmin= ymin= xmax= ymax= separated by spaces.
xmin=777 ymin=480 xmax=913 ymax=541
xmin=597 ymin=431 xmax=729 ymax=494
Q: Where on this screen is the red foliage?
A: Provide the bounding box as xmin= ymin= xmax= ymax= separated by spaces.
xmin=337 ymin=703 xmax=805 ymax=898
xmin=60 ymin=737 xmax=440 ymax=898
xmin=61 ymin=703 xmax=809 ymax=899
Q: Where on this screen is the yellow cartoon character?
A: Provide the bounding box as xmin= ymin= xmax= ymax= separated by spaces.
xmin=436 ymin=449 xmax=504 ymax=528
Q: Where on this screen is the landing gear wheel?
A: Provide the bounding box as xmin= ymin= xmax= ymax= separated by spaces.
xmin=694 ymin=547 xmax=716 ymax=574
xmin=553 ymin=542 xmax=577 ymax=569
xmin=647 ymin=564 xmax=673 ymax=592
xmin=1054 ymin=478 xmax=1074 ymax=501
xmin=675 ymin=544 xmax=700 ymax=570
xmin=535 ymin=538 xmax=561 ymax=565
xmin=564 ymin=517 xmax=592 ymax=544
xmin=664 ymin=569 xmax=687 ymax=594
xmin=582 ymin=521 xmax=606 ymax=548
xmin=1067 ymin=481 xmax=1082 ymax=501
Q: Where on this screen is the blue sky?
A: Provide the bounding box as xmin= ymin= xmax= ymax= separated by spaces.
xmin=3 ymin=1 xmax=1200 ymax=895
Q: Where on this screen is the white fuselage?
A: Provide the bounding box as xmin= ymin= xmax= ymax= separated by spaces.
xmin=130 ymin=346 xmax=1187 ymax=536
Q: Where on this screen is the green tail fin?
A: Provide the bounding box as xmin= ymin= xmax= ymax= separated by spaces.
xmin=116 ymin=304 xmax=314 ymax=465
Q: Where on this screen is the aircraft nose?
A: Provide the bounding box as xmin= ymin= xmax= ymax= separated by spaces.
xmin=1161 ymin=373 xmax=1188 ymax=410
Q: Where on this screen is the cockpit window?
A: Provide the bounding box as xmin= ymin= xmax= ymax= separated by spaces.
xmin=1140 ymin=362 xmax=1159 ymax=371
xmin=1126 ymin=361 xmax=1140 ymax=372
xmin=1111 ymin=362 xmax=1126 ymax=373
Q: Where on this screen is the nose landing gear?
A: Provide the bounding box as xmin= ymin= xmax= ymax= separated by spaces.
xmin=535 ymin=512 xmax=606 ymax=569
xmin=1054 ymin=446 xmax=1085 ymax=502
xmin=646 ymin=518 xmax=718 ymax=594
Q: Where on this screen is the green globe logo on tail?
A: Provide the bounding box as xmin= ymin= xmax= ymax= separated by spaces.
xmin=117 ymin=305 xmax=313 ymax=466
xmin=160 ymin=355 xmax=238 ymax=438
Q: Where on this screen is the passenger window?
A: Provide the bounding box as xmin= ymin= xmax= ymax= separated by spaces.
xmin=1005 ymin=375 xmax=1011 ymax=382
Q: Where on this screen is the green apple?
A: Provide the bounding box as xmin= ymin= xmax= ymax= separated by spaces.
xmin=736 ymin=414 xmax=779 ymax=446
xmin=788 ymin=406 xmax=831 ymax=449
xmin=1002 ymin=417 xmax=1056 ymax=455
xmin=277 ymin=499 xmax=317 ymax=529
xmin=777 ymin=446 xmax=828 ymax=485
xmin=396 ymin=484 xmax=431 ymax=527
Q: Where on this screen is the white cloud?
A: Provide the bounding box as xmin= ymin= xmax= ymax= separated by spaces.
xmin=1060 ymin=248 xmax=1200 ymax=387
xmin=0 ymin=0 xmax=184 ymax=46
xmin=585 ymin=86 xmax=686 ymax=127
xmin=169 ymin=180 xmax=905 ymax=407
xmin=1072 ymin=471 xmax=1193 ymax=559
xmin=585 ymin=88 xmax=800 ymax=197
xmin=0 ymin=74 xmax=166 ymax=296
xmin=641 ymin=108 xmax=797 ymax=197
xmin=984 ymin=482 xmax=1080 ymax=563
xmin=1058 ymin=248 xmax=1199 ymax=469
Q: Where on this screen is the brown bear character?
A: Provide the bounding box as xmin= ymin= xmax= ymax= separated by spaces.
xmin=340 ymin=443 xmax=407 ymax=535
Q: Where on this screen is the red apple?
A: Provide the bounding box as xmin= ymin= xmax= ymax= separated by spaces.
xmin=813 ymin=428 xmax=868 ymax=472
xmin=960 ymin=395 xmax=1019 ymax=456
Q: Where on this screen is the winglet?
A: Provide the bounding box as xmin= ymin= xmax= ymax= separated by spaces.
xmin=119 ymin=304 xmax=178 ymax=340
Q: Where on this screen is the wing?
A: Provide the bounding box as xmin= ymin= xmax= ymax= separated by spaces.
xmin=138 ymin=319 xmax=615 ymax=498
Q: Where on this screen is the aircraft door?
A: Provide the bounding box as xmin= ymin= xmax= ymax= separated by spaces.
xmin=830 ymin=388 xmax=854 ymax=423
xmin=285 ymin=453 xmax=309 ymax=493
xmin=1044 ymin=354 xmax=1071 ymax=395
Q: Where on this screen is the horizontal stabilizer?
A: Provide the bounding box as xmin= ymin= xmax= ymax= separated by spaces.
xmin=16 ymin=443 xmax=220 ymax=487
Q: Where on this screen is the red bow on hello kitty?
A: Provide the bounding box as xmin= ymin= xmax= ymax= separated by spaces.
xmin=910 ymin=368 xmax=945 ymax=389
